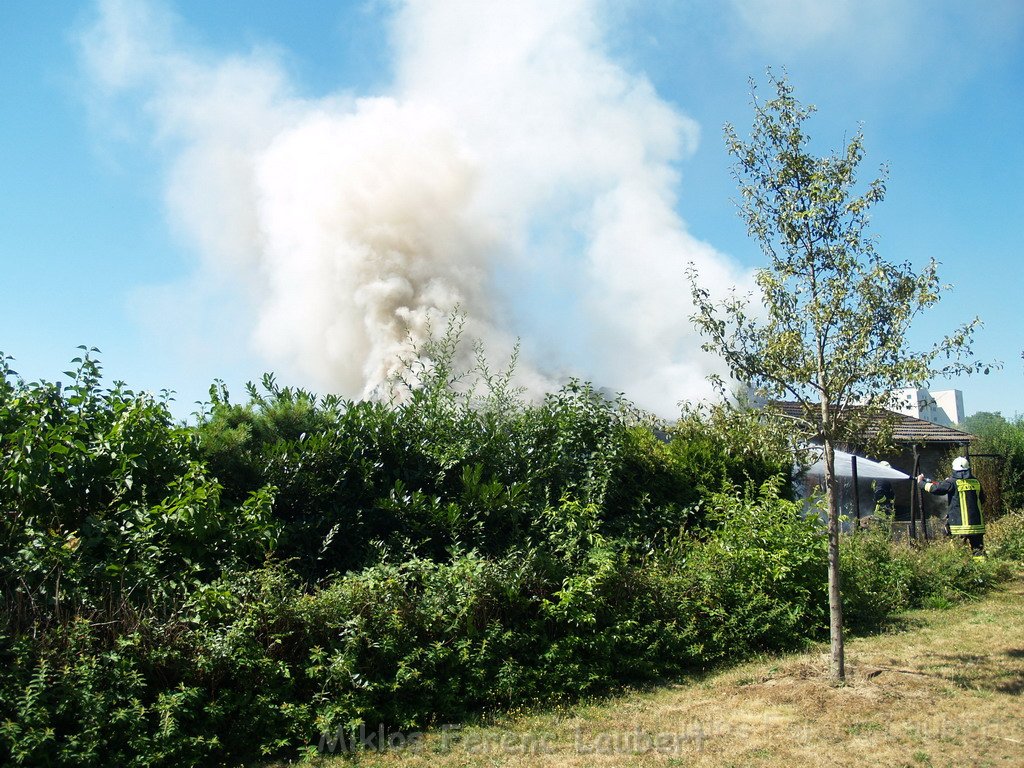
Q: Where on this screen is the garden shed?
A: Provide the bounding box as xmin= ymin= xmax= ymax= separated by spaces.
xmin=797 ymin=446 xmax=911 ymax=529
xmin=773 ymin=402 xmax=981 ymax=538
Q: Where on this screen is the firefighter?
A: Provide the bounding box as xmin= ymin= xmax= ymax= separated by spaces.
xmin=917 ymin=457 xmax=986 ymax=555
xmin=872 ymin=461 xmax=896 ymax=519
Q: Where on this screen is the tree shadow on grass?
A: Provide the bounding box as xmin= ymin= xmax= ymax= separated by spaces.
xmin=933 ymin=652 xmax=1024 ymax=695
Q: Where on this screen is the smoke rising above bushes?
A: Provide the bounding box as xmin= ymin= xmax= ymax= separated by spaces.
xmin=253 ymin=98 xmax=496 ymax=398
xmin=81 ymin=0 xmax=751 ymax=415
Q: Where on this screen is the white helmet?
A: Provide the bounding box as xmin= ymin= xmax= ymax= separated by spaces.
xmin=952 ymin=457 xmax=970 ymax=472
xmin=879 ymin=461 xmax=891 ymax=468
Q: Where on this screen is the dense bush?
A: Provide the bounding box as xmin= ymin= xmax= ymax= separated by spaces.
xmin=192 ymin=323 xmax=787 ymax=581
xmin=659 ymin=479 xmax=827 ymax=654
xmin=0 ymin=351 xmax=279 ymax=631
xmin=986 ymin=511 xmax=1024 ymax=563
xmin=841 ymin=523 xmax=1009 ymax=628
xmin=669 ymin=396 xmax=794 ymax=501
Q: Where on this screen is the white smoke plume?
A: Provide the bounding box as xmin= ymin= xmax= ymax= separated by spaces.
xmin=80 ymin=0 xmax=751 ymax=415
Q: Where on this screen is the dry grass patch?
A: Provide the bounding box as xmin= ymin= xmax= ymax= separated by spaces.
xmin=294 ymin=573 xmax=1024 ymax=768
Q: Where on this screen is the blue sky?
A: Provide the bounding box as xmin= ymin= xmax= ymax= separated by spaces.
xmin=2 ymin=0 xmax=1022 ymax=420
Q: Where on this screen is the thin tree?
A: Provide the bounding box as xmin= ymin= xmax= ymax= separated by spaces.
xmin=687 ymin=72 xmax=986 ymax=682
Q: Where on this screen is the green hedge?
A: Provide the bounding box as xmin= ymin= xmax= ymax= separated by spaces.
xmin=841 ymin=523 xmax=1009 ymax=627
xmin=2 ymin=483 xmax=830 ymax=765
xmin=2 ymin=489 xmax=1010 ymax=766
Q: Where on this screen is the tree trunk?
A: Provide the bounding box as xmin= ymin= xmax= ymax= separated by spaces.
xmin=823 ymin=437 xmax=845 ymax=682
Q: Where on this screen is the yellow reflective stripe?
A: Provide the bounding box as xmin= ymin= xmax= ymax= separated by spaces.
xmin=956 ymin=478 xmax=982 ymax=493
xmin=950 ymin=525 xmax=986 ymax=535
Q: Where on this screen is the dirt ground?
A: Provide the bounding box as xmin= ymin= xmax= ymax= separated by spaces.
xmin=306 ymin=573 xmax=1024 ymax=768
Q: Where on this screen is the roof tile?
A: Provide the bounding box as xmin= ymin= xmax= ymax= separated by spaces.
xmin=770 ymin=401 xmax=975 ymax=445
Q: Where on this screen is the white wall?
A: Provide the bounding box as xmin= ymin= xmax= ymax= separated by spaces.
xmin=891 ymin=387 xmax=963 ymax=427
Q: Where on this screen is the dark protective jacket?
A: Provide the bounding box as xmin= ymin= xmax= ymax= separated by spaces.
xmin=872 ymin=479 xmax=895 ymax=514
xmin=921 ymin=469 xmax=986 ymax=535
